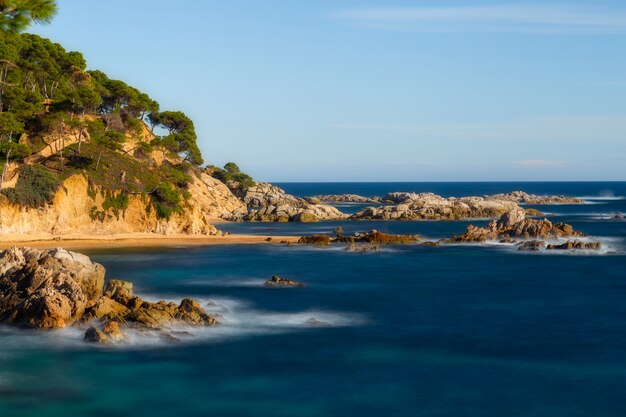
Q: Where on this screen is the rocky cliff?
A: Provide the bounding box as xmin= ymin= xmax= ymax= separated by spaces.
xmin=0 ymin=172 xmax=245 ymax=239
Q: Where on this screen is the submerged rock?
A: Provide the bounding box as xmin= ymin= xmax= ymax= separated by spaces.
xmin=264 ymin=275 xmax=305 ymax=288
xmin=305 ymin=317 xmax=331 ymax=327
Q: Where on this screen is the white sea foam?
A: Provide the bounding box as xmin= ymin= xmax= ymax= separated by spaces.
xmin=578 ymin=195 xmax=625 ymax=202
xmin=184 ymin=278 xmax=266 ymax=288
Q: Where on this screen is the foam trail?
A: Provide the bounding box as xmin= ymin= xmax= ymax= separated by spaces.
xmin=0 ymin=295 xmax=366 ymax=351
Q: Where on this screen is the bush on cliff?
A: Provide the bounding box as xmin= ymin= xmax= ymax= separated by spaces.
xmin=208 ymin=162 xmax=255 ymax=190
xmin=2 ymin=164 xmax=59 ymax=207
xmin=151 ymin=183 xmax=183 ymax=220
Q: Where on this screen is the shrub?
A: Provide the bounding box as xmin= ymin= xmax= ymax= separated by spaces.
xmin=150 ymin=183 xmax=183 ymax=220
xmin=208 ymin=162 xmax=255 ymax=190
xmin=3 ymin=165 xmax=60 ymax=208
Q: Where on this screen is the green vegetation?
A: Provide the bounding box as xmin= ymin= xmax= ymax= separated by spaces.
xmin=0 ymin=28 xmax=203 ymax=168
xmin=0 ymin=1 xmax=251 ymax=224
xmin=3 ymin=164 xmax=58 ymax=207
xmin=208 ymin=162 xmax=255 ymax=190
xmin=0 ymin=0 xmax=56 ymax=32
xmin=0 ymin=3 xmax=206 ymax=217
xmin=151 ymin=183 xmax=184 ymax=220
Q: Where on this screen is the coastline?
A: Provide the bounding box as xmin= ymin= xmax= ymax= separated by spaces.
xmin=0 ymin=233 xmax=299 ymax=250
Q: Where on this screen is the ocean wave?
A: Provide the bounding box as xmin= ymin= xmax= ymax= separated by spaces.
xmin=578 ymin=195 xmax=626 ymax=202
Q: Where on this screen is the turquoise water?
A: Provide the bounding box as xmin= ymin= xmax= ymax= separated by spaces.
xmin=1 ymin=182 xmax=626 ymax=417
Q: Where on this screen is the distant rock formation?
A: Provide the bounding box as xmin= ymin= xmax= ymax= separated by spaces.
xmin=351 ymin=193 xmax=522 ymax=220
xmin=486 ymin=191 xmax=584 ymax=205
xmin=309 ymin=194 xmax=382 ymax=204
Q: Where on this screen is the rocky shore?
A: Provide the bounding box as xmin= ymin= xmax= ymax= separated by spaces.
xmin=0 ymin=247 xmax=217 ymax=343
xmin=227 ymin=182 xmax=348 ymax=222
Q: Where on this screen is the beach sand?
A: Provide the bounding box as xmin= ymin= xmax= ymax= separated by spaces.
xmin=0 ymin=233 xmax=300 ymax=250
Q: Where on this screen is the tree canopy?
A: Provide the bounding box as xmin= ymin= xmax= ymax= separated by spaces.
xmin=0 ymin=30 xmax=204 ymax=166
xmin=0 ymin=0 xmax=57 ymax=32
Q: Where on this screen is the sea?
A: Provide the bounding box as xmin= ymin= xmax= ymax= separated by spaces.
xmin=1 ymin=182 xmax=626 ymax=417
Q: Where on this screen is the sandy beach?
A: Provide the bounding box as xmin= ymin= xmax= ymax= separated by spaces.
xmin=0 ymin=233 xmax=300 ymax=250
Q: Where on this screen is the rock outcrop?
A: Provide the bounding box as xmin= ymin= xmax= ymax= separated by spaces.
xmin=299 ymin=230 xmax=420 ymax=246
xmin=229 ymin=182 xmax=349 ymax=222
xmin=264 ymin=275 xmax=305 ymax=287
xmin=486 ymin=191 xmax=584 ymax=205
xmin=0 ymin=247 xmax=217 ymax=342
xmin=449 ymin=208 xmax=585 ymax=243
xmin=309 ymin=194 xmax=382 ymax=204
xmin=546 ymin=240 xmax=601 ymax=251
xmin=0 ymin=247 xmax=105 ymax=329
xmin=84 ymin=279 xmax=217 ymax=328
xmin=351 ymin=193 xmax=522 ymax=221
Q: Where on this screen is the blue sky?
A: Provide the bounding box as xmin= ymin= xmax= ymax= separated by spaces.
xmin=30 ymin=0 xmax=626 ymax=181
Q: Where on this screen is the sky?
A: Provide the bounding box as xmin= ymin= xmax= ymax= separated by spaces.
xmin=29 ymin=0 xmax=626 ymax=181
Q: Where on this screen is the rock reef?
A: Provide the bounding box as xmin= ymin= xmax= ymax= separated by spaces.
xmin=449 ymin=208 xmax=585 ymax=243
xmin=0 ymin=247 xmax=217 ymax=343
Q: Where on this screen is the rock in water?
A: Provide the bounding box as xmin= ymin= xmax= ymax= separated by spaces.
xmin=0 ymin=247 xmax=105 ymax=329
xmin=546 ymin=240 xmax=602 ymax=251
xmin=84 ymin=326 xmax=109 ymax=343
xmin=449 ymin=210 xmax=585 ymax=243
xmin=517 ymin=240 xmax=546 ymax=251
xmin=264 ymin=275 xmax=305 ymax=287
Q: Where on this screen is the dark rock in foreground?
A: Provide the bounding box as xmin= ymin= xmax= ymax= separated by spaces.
xmin=0 ymin=247 xmax=218 ymax=343
xmin=0 ymin=247 xmax=105 ymax=329
xmin=264 ymin=275 xmax=305 ymax=287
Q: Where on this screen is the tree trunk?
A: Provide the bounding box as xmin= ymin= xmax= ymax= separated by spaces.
xmin=95 ymin=150 xmax=102 ymax=171
xmin=0 ymin=148 xmax=11 ymax=190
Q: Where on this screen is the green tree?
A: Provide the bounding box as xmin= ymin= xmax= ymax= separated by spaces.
xmin=0 ymin=0 xmax=57 ymax=32
xmin=151 ymin=111 xmax=204 ymax=165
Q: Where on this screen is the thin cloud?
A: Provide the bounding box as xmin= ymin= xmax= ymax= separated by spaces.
xmin=332 ymin=5 xmax=626 ymax=34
